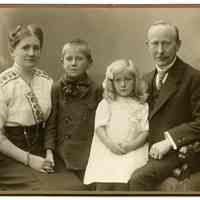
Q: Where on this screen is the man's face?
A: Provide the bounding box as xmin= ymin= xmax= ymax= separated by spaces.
xmin=147 ymin=25 xmax=181 ymax=69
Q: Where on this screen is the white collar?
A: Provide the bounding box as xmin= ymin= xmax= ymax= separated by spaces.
xmin=156 ymin=56 xmax=177 ymax=74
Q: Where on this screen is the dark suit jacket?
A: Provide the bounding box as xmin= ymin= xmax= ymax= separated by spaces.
xmin=145 ymin=57 xmax=200 ymax=149
xmin=45 ymin=77 xmax=102 ymax=170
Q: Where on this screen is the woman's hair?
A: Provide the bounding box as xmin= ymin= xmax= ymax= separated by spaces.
xmin=8 ymin=24 xmax=44 ymax=52
xmin=103 ymin=59 xmax=148 ymax=103
xmin=61 ymin=38 xmax=93 ymax=63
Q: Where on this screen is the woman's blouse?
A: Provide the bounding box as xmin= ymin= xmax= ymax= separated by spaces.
xmin=0 ymin=64 xmax=53 ymax=131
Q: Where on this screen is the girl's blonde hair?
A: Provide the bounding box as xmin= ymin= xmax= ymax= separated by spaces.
xmin=103 ymin=59 xmax=148 ymax=103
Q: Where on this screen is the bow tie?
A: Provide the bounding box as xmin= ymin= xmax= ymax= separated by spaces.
xmin=61 ymin=74 xmax=90 ymax=99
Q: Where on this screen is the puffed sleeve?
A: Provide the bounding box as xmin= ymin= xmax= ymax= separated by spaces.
xmin=0 ymin=86 xmax=8 ymax=132
xmin=139 ymin=103 xmax=149 ymax=132
xmin=94 ymin=99 xmax=110 ymax=130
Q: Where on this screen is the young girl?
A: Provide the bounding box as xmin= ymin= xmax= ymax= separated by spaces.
xmin=84 ymin=59 xmax=149 ymax=191
xmin=44 ymin=39 xmax=102 ymax=183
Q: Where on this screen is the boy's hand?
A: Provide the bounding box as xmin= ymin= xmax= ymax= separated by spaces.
xmin=44 ymin=149 xmax=55 ymax=173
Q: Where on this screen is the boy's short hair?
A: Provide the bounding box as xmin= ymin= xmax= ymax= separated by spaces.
xmin=61 ymin=39 xmax=93 ymax=63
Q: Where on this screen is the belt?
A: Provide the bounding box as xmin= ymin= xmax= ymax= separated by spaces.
xmin=5 ymin=123 xmax=44 ymax=134
xmin=4 ymin=123 xmax=45 ymax=152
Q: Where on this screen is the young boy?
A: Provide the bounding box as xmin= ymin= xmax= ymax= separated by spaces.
xmin=45 ymin=39 xmax=102 ymax=183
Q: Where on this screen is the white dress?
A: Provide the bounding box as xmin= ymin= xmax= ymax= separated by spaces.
xmin=84 ymin=97 xmax=149 ymax=184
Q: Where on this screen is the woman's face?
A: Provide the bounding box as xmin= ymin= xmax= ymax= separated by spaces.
xmin=11 ymin=35 xmax=41 ymax=69
xmin=63 ymin=46 xmax=90 ymax=78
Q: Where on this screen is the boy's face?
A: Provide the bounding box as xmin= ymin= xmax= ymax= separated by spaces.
xmin=63 ymin=45 xmax=90 ymax=78
xmin=113 ymin=70 xmax=135 ymax=97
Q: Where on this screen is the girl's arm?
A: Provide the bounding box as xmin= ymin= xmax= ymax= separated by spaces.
xmin=119 ymin=131 xmax=149 ymax=153
xmin=96 ymin=126 xmax=125 ymax=155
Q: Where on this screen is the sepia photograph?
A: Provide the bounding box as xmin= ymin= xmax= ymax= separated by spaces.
xmin=0 ymin=4 xmax=200 ymax=196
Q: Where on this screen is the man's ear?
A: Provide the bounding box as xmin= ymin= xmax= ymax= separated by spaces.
xmin=9 ymin=47 xmax=15 ymax=58
xmin=60 ymin=57 xmax=63 ymax=64
xmin=87 ymin=58 xmax=93 ymax=69
xmin=176 ymin=40 xmax=182 ymax=52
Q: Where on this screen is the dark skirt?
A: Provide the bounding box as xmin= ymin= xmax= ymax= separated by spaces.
xmin=0 ymin=125 xmax=85 ymax=191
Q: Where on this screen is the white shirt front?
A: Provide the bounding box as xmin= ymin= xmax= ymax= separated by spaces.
xmin=155 ymin=56 xmax=177 ymax=88
xmin=155 ymin=57 xmax=178 ymax=149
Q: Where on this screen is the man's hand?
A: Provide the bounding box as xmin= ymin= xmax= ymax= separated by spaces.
xmin=149 ymin=139 xmax=172 ymax=159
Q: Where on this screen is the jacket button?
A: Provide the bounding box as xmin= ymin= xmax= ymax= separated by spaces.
xmin=65 ymin=116 xmax=72 ymax=124
xmin=65 ymin=135 xmax=71 ymax=139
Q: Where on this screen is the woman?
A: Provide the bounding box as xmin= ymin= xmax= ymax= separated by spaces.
xmin=0 ymin=24 xmax=84 ymax=191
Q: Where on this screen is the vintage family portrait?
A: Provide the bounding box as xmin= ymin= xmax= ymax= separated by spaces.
xmin=0 ymin=4 xmax=199 ymax=196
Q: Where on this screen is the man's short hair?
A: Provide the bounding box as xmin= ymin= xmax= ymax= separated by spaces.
xmin=147 ymin=20 xmax=180 ymax=42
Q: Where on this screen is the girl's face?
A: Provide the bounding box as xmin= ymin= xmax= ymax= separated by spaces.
xmin=63 ymin=46 xmax=90 ymax=78
xmin=113 ymin=69 xmax=135 ymax=97
xmin=11 ymin=36 xmax=41 ymax=69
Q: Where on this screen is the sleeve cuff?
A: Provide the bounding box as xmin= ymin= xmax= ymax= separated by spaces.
xmin=44 ymin=144 xmax=55 ymax=151
xmin=164 ymin=131 xmax=177 ymax=150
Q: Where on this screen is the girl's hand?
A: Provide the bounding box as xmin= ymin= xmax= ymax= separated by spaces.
xmin=118 ymin=142 xmax=130 ymax=154
xmin=107 ymin=140 xmax=126 ymax=155
xmin=119 ymin=141 xmax=136 ymax=154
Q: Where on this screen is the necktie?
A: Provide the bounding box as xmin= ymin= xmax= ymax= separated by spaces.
xmin=157 ymin=71 xmax=166 ymax=90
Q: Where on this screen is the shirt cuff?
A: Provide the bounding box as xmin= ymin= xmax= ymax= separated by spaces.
xmin=164 ymin=131 xmax=177 ymax=150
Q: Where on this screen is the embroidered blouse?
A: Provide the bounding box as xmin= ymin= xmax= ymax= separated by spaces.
xmin=0 ymin=64 xmax=53 ymax=132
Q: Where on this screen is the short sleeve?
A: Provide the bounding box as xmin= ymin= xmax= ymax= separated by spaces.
xmin=139 ymin=103 xmax=149 ymax=132
xmin=0 ymin=86 xmax=8 ymax=132
xmin=94 ymin=99 xmax=110 ymax=130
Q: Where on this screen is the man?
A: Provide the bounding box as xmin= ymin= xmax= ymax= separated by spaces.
xmin=129 ymin=20 xmax=200 ymax=191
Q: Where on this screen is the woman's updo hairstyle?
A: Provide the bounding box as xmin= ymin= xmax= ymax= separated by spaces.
xmin=8 ymin=24 xmax=44 ymax=52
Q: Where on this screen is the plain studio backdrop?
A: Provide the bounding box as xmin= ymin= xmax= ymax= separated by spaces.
xmin=0 ymin=6 xmax=200 ymax=83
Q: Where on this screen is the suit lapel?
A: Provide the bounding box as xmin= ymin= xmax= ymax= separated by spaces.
xmin=148 ymin=58 xmax=184 ymax=120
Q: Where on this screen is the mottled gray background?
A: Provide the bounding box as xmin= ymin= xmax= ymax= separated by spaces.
xmin=0 ymin=6 xmax=200 ymax=83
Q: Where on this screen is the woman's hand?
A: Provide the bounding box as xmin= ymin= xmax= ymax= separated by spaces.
xmin=28 ymin=154 xmax=53 ymax=173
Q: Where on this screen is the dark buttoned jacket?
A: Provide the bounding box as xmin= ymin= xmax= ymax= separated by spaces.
xmin=45 ymin=77 xmax=102 ymax=170
xmin=145 ymin=57 xmax=200 ymax=149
